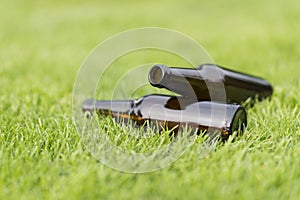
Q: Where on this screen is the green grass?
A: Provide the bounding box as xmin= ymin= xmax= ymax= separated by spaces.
xmin=1 ymin=0 xmax=300 ymax=199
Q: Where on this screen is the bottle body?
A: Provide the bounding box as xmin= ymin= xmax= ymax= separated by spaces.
xmin=148 ymin=64 xmax=273 ymax=103
xmin=82 ymin=94 xmax=247 ymax=140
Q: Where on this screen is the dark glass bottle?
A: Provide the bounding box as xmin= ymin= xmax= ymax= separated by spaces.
xmin=82 ymin=94 xmax=247 ymax=140
xmin=148 ymin=64 xmax=273 ymax=103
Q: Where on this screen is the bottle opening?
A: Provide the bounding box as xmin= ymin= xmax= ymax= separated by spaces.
xmin=149 ymin=65 xmax=164 ymax=85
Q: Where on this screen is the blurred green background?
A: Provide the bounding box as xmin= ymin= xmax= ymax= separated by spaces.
xmin=1 ymin=0 xmax=300 ymax=199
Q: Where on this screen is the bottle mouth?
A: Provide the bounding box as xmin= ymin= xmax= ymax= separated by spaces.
xmin=148 ymin=65 xmax=165 ymax=85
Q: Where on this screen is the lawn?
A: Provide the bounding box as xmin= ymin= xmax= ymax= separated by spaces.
xmin=1 ymin=0 xmax=300 ymax=199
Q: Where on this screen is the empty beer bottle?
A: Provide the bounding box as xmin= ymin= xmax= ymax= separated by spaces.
xmin=82 ymin=94 xmax=247 ymax=140
xmin=148 ymin=64 xmax=273 ymax=103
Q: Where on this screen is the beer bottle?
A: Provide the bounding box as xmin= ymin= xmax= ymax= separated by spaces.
xmin=148 ymin=64 xmax=273 ymax=103
xmin=82 ymin=94 xmax=247 ymax=140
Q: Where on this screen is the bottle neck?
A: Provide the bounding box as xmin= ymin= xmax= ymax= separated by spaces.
xmin=82 ymin=99 xmax=134 ymax=115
